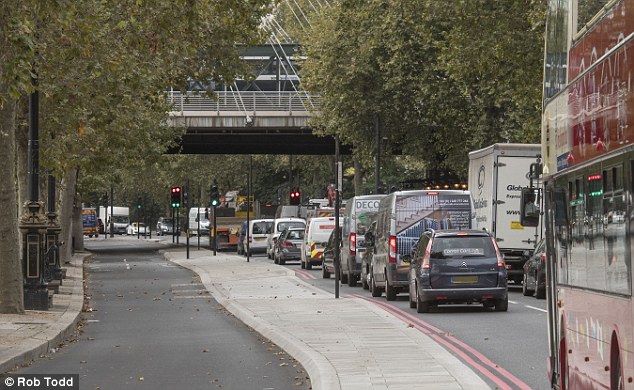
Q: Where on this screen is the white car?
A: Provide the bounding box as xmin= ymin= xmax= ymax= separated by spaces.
xmin=127 ymin=222 xmax=147 ymax=235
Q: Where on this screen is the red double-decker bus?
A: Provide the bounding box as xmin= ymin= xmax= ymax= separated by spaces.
xmin=542 ymin=1 xmax=634 ymax=389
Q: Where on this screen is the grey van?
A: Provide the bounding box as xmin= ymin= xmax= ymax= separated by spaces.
xmin=340 ymin=195 xmax=385 ymax=286
xmin=369 ymin=190 xmax=475 ymax=300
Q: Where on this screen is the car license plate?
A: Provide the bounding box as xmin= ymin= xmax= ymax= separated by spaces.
xmin=255 ymin=237 xmax=265 ymax=241
xmin=452 ymin=275 xmax=478 ymax=284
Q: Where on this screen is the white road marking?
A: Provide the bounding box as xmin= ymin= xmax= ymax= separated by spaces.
xmin=525 ymin=305 xmax=547 ymax=313
xmin=508 ymin=300 xmax=519 ymax=304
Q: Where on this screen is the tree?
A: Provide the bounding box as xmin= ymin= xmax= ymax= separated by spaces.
xmin=296 ymin=0 xmax=546 ymax=179
xmin=0 ymin=0 xmax=272 ymax=313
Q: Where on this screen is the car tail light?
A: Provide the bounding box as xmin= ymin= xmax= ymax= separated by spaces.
xmin=422 ymin=240 xmax=432 ymax=269
xmin=282 ymin=241 xmax=293 ymax=248
xmin=540 ymin=253 xmax=546 ymax=263
xmin=249 ymin=237 xmax=253 ymax=243
xmin=349 ymin=233 xmax=356 ymax=256
xmin=273 ymin=237 xmax=278 ymax=244
xmin=491 ymin=238 xmax=505 ymax=268
xmin=389 ymin=235 xmax=397 ymax=263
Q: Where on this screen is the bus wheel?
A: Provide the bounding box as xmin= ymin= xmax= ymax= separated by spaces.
xmin=559 ymin=338 xmax=568 ymax=390
xmin=612 ymin=339 xmax=624 ymax=390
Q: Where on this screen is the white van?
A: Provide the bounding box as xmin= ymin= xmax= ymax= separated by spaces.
xmin=188 ymin=207 xmax=210 ymax=236
xmin=267 ymin=217 xmax=306 ymax=259
xmin=301 ymin=216 xmax=343 ymax=270
xmin=340 ymin=194 xmax=386 ymax=286
xmin=245 ymin=219 xmax=274 ymax=256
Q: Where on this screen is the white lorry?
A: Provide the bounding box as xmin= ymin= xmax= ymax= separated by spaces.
xmin=468 ymin=143 xmax=542 ymax=284
xmin=99 ymin=206 xmax=130 ymax=235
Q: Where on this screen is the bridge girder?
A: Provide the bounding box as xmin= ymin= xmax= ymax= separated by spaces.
xmin=169 ymin=127 xmax=352 ymax=155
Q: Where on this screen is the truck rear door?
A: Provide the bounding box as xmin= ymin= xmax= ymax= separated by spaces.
xmin=495 ymin=155 xmax=536 ymax=250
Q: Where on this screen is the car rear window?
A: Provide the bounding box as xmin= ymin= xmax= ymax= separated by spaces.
xmin=311 ymin=225 xmax=335 ymax=242
xmin=430 ymin=236 xmax=496 ymax=259
xmin=253 ymin=222 xmax=273 ymax=234
xmin=278 ymin=221 xmax=305 ymax=232
xmin=287 ymin=230 xmax=304 ymax=240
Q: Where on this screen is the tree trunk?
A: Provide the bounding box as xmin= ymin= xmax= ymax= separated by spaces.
xmin=72 ymin=192 xmax=84 ymax=252
xmin=354 ymin=158 xmax=363 ymax=196
xmin=0 ymin=91 xmax=25 ymax=313
xmin=59 ymin=167 xmax=79 ymax=263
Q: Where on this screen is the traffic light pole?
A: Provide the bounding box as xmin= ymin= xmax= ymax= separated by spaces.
xmin=171 ymin=206 xmax=175 ymax=243
xmin=212 ymin=205 xmax=217 ymax=256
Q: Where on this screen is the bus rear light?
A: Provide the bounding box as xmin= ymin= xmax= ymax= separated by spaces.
xmin=389 ymin=235 xmax=397 ymax=263
xmin=482 ymin=295 xmax=494 ymax=299
xmin=350 ymin=233 xmax=356 ymax=256
xmin=435 ymin=296 xmax=447 ymax=300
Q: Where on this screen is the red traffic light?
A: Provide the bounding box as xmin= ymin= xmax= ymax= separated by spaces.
xmin=171 ymin=187 xmax=181 ymax=193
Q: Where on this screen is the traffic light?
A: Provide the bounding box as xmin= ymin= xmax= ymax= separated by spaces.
xmin=210 ymin=185 xmax=220 ymax=207
xmin=136 ymin=195 xmax=142 ymax=209
xmin=170 ymin=186 xmax=182 ymax=208
xmin=183 ymin=186 xmax=189 ymax=208
xmin=290 ymin=188 xmax=300 ymax=205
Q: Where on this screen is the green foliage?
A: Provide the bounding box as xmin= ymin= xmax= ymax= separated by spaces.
xmin=293 ymin=0 xmax=546 ymax=178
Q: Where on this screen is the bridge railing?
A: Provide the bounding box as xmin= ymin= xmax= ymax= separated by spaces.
xmin=167 ymin=90 xmax=318 ymax=115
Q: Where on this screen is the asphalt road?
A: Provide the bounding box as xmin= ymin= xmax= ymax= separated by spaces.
xmin=244 ymin=252 xmax=551 ymax=390
xmin=15 ymin=238 xmax=310 ymax=390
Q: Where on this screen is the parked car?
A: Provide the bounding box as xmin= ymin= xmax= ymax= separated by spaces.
xmin=156 ymin=217 xmax=178 ymax=236
xmin=267 ymin=218 xmax=306 ymax=259
xmin=321 ymin=229 xmax=342 ymax=278
xmin=341 ymin=195 xmax=385 ymax=286
xmin=274 ymin=227 xmax=304 ymax=265
xmin=301 ymin=217 xmax=342 ymax=270
xmin=522 ymin=238 xmax=546 ymax=299
xmin=408 ymin=229 xmax=508 ymax=313
xmin=244 ymin=219 xmax=274 ymax=256
xmin=126 ymin=222 xmax=147 ymax=236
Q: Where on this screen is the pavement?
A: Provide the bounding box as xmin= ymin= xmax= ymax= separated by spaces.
xmin=0 ymin=251 xmax=88 ymax=374
xmin=0 ymin=246 xmax=491 ymax=390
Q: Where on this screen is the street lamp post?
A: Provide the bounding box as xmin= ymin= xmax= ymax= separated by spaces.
xmin=20 ymin=80 xmax=49 ymax=310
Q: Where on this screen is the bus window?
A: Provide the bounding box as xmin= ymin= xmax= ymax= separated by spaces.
xmin=576 ymin=0 xmax=612 ymax=34
xmin=520 ymin=188 xmax=540 ymax=227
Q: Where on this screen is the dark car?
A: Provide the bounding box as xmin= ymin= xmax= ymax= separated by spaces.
xmin=98 ymin=218 xmax=105 ymax=235
xmin=522 ymin=238 xmax=546 ymax=299
xmin=321 ymin=229 xmax=342 ymax=279
xmin=274 ymin=227 xmax=304 ymax=265
xmin=408 ymin=230 xmax=508 ymax=313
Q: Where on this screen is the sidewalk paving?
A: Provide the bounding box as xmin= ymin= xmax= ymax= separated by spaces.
xmin=165 ymin=249 xmax=491 ymax=390
xmin=0 ymin=251 xmax=88 ymax=374
xmin=0 ymin=246 xmax=491 ymax=390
